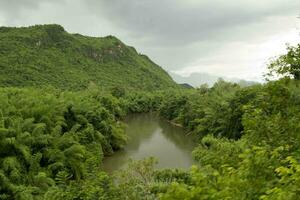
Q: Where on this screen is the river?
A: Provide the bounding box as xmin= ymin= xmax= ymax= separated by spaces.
xmin=102 ymin=113 xmax=198 ymax=172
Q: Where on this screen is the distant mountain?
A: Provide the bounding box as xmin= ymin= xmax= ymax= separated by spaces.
xmin=0 ymin=24 xmax=178 ymax=91
xmin=170 ymin=72 xmax=258 ymax=87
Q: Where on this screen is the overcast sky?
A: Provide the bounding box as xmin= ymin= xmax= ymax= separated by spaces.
xmin=0 ymin=0 xmax=300 ymax=81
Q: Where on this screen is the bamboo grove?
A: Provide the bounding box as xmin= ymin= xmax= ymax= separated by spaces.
xmin=1 ymin=25 xmax=300 ymax=199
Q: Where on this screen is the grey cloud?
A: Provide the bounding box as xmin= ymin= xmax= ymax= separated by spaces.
xmin=0 ymin=0 xmax=66 ymax=23
xmin=0 ymin=0 xmax=40 ymax=10
xmin=84 ymin=0 xmax=300 ymax=46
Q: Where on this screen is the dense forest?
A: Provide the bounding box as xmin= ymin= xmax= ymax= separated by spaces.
xmin=1 ymin=25 xmax=300 ymax=199
xmin=0 ymin=24 xmax=177 ymax=91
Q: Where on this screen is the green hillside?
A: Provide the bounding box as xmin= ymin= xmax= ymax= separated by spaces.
xmin=0 ymin=24 xmax=177 ymax=91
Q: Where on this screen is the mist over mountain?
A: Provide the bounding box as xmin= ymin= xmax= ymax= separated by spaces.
xmin=170 ymin=72 xmax=259 ymax=87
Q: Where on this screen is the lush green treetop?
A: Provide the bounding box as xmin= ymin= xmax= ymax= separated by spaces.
xmin=267 ymin=44 xmax=300 ymax=80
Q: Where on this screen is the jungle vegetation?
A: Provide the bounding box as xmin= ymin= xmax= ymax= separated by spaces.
xmin=0 ymin=24 xmax=177 ymax=91
xmin=0 ymin=25 xmax=300 ymax=199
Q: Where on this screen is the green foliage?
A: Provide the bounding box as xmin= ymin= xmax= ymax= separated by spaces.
xmin=261 ymin=156 xmax=300 ymax=200
xmin=192 ymin=135 xmax=243 ymax=169
xmin=122 ymin=79 xmax=251 ymax=139
xmin=2 ymin=75 xmax=299 ymax=200
xmin=114 ymin=157 xmax=158 ymax=200
xmin=157 ymin=80 xmax=249 ymax=139
xmin=158 ymin=79 xmax=300 ymax=199
xmin=118 ymin=57 xmax=300 ymax=199
xmin=113 ymin=157 xmax=192 ymax=200
xmin=0 ymin=87 xmax=126 ymax=199
xmin=123 ymin=91 xmax=165 ymax=113
xmin=1 ymin=25 xmax=300 ymax=199
xmin=267 ymin=44 xmax=300 ymax=80
xmin=0 ymin=24 xmax=178 ymax=91
xmin=43 ymin=172 xmax=119 ymax=200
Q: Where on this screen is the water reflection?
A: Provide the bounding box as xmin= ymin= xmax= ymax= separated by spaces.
xmin=102 ymin=113 xmax=198 ymax=172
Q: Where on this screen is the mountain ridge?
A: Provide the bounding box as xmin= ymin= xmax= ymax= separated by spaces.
xmin=0 ymin=24 xmax=178 ymax=91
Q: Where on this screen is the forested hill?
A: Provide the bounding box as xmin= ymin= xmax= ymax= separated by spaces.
xmin=0 ymin=24 xmax=177 ymax=91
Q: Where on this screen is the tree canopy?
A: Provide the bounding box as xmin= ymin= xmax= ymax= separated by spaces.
xmin=1 ymin=25 xmax=300 ymax=200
